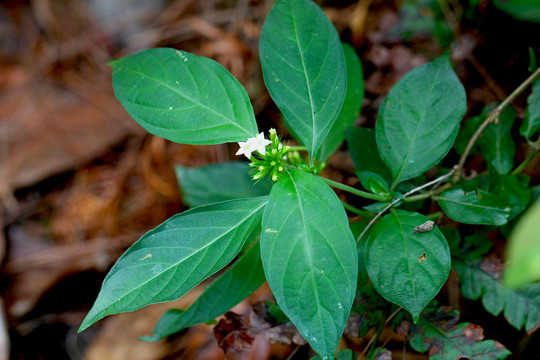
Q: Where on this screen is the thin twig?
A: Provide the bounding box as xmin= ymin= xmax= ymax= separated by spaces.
xmin=453 ymin=67 xmax=540 ymax=182
xmin=356 ymin=167 xmax=456 ymax=243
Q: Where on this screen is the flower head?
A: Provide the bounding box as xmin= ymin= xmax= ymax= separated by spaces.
xmin=236 ymin=132 xmax=271 ymax=159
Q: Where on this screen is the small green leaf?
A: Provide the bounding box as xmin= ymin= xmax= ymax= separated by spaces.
xmin=79 ymin=197 xmax=267 ymax=332
xmin=489 ymin=174 xmax=531 ymax=220
xmin=356 ymin=171 xmax=389 ymax=195
xmin=504 ymin=200 xmax=540 ymax=288
xmin=260 ymin=0 xmax=347 ymax=160
xmin=520 ymin=78 xmax=540 ymax=140
xmin=454 ymin=114 xmax=483 ymax=155
xmin=375 ymin=55 xmax=466 ymax=186
xmin=317 ymin=43 xmax=364 ymax=161
xmin=175 ymin=162 xmax=271 ymax=207
xmin=478 ymin=106 xmax=516 ymax=174
xmin=142 ymin=241 xmax=266 ymax=341
xmin=494 ymin=0 xmax=540 ymax=23
xmin=454 ymin=256 xmax=540 ymax=331
xmin=345 ymin=127 xmax=392 ymax=181
xmin=410 ymin=306 xmax=511 ymax=360
xmin=436 ymin=187 xmax=511 ymax=225
xmin=365 ymin=210 xmax=451 ymax=321
xmin=261 ymin=169 xmax=357 ymax=359
xmin=110 ymin=48 xmax=258 ymax=145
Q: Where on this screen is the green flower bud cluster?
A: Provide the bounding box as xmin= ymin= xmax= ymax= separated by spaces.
xmin=249 ymin=128 xmax=291 ymax=182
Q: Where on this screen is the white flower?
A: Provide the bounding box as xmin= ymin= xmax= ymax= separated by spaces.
xmin=236 ymin=132 xmax=271 ymax=159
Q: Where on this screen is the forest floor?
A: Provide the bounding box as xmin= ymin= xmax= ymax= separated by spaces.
xmin=1 ymin=0 xmax=539 ymax=359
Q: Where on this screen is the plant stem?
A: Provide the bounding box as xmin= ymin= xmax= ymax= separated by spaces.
xmin=319 ymin=177 xmax=391 ymax=202
xmin=427 ymin=211 xmax=442 ymax=220
xmin=356 ymin=168 xmax=455 ymax=243
xmin=454 ymin=67 xmax=540 ymax=182
xmin=341 ymin=202 xmax=375 ymax=217
xmin=362 ymin=307 xmax=392 ymax=359
xmin=288 ymin=146 xmax=308 ymax=152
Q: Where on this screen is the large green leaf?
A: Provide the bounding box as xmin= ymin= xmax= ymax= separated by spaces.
xmin=260 ymin=169 xmax=357 ymax=359
xmin=436 ymin=187 xmax=511 ymax=225
xmin=520 ymin=77 xmax=540 ymax=140
xmin=317 ymin=43 xmax=364 ymax=162
xmin=175 ymin=162 xmax=271 ymax=207
xmin=110 ymin=48 xmax=258 ymax=144
xmin=365 ymin=210 xmax=451 ymax=321
xmin=142 ymin=241 xmax=266 ymax=341
xmin=79 ymin=197 xmax=267 ymax=332
xmin=260 ymin=0 xmax=347 ymax=161
xmin=345 ymin=127 xmax=392 ymax=181
xmin=453 ymin=257 xmax=540 ymax=331
xmin=504 ymin=200 xmax=540 ymax=288
xmin=478 ymin=106 xmax=516 ymax=174
xmin=494 ymin=0 xmax=540 ymax=23
xmin=410 ymin=306 xmax=511 ymax=360
xmin=375 ymin=55 xmax=466 ymax=187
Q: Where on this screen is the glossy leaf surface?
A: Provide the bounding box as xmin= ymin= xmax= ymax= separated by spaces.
xmin=365 ymin=210 xmax=451 ymax=321
xmin=375 ymin=55 xmax=466 ymax=186
xmin=436 ymin=187 xmax=511 ymax=225
xmin=79 ymin=197 xmax=267 ymax=331
xmin=317 ymin=43 xmax=364 ymax=161
xmin=111 ymin=48 xmax=258 ymax=144
xmin=261 ymin=169 xmax=357 ymax=358
xmin=143 ymin=241 xmax=266 ymax=341
xmin=260 ymin=0 xmax=346 ymax=160
xmin=175 ymin=162 xmax=271 ymax=207
xmin=345 ymin=127 xmax=392 ymax=181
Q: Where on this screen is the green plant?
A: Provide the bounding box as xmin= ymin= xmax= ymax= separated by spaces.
xmin=79 ymin=0 xmax=540 ymax=358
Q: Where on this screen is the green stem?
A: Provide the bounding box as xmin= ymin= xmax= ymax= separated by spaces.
xmin=319 ymin=177 xmax=391 ymax=202
xmin=341 ymin=202 xmax=375 ymax=218
xmin=427 ymin=211 xmax=442 ymax=220
xmin=288 ymin=146 xmax=308 ymax=152
xmin=512 ymin=150 xmax=536 ymax=175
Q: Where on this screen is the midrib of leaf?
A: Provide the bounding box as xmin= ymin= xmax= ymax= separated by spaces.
xmin=390 ymin=66 xmax=442 ymax=190
xmin=118 ymin=65 xmax=254 ymax=138
xmin=290 ymin=4 xmax=317 ymax=159
xmin=98 ymin=200 xmax=267 ymax=312
xmin=434 ymin=194 xmax=508 ymax=213
xmin=393 ymin=211 xmax=418 ymax=307
xmin=287 ymin=170 xmax=325 ymax=336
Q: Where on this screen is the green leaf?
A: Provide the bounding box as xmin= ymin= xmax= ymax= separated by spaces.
xmin=454 ymin=114 xmax=483 ymax=155
xmin=142 ymin=241 xmax=266 ymax=341
xmin=436 ymin=187 xmax=511 ymax=225
xmin=110 ymin=48 xmax=258 ymax=145
xmin=520 ymin=77 xmax=540 ymax=140
xmin=260 ymin=169 xmax=357 ymax=359
xmin=375 ymin=55 xmax=466 ymax=186
xmin=345 ymin=127 xmax=392 ymax=181
xmin=494 ymin=0 xmax=540 ymax=23
xmin=504 ymin=200 xmax=540 ymax=288
xmin=311 ymin=349 xmax=357 ymax=360
xmin=410 ymin=306 xmax=511 ymax=360
xmin=260 ymin=0 xmax=347 ymax=161
xmin=453 ymin=257 xmax=540 ymax=331
xmin=356 ymin=171 xmax=389 ymax=196
xmin=79 ymin=197 xmax=268 ymax=332
xmin=317 ymin=43 xmax=364 ymax=161
xmin=365 ymin=210 xmax=451 ymax=321
xmin=489 ymin=174 xmax=531 ymax=220
xmin=478 ymin=106 xmax=516 ymax=174
xmin=175 ymin=162 xmax=271 ymax=207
